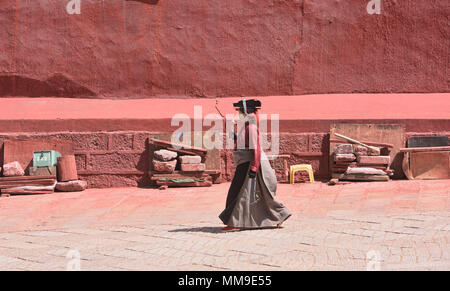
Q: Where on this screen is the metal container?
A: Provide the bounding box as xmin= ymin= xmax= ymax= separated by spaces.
xmin=33 ymin=150 xmax=61 ymax=167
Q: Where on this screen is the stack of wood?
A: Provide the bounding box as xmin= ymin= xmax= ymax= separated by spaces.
xmin=149 ymin=138 xmax=215 ymax=188
xmin=0 ymin=161 xmax=56 ymax=196
xmin=331 ymin=133 xmax=393 ymax=182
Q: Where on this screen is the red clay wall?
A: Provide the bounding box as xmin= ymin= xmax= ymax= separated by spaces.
xmin=0 ymin=131 xmax=329 ymax=188
xmin=1 ymin=131 xmax=449 ymax=188
xmin=1 ymin=0 xmax=448 ymax=98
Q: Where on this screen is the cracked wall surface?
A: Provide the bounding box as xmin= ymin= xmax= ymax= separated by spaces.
xmin=0 ymin=0 xmax=448 ymax=99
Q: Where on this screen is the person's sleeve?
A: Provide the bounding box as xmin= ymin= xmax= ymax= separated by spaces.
xmin=248 ymin=122 xmax=261 ymax=172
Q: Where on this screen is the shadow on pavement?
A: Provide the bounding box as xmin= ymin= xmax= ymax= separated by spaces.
xmin=169 ymin=227 xmax=224 ymax=234
xmin=169 ymin=226 xmax=282 ymax=234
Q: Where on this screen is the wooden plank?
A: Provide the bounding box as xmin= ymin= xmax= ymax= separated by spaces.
xmin=0 ymin=175 xmax=56 ymax=181
xmin=340 ymin=174 xmax=390 ymax=182
xmin=150 ymin=138 xmax=208 ymax=154
xmin=0 ymin=179 xmax=56 ymax=189
xmin=355 ymin=163 xmax=389 ymax=168
xmin=410 ymin=151 xmax=449 ymax=180
xmin=151 ymin=173 xmax=211 ymax=180
xmin=3 ymin=139 xmax=73 ymax=174
xmin=155 ymin=180 xmax=212 ymax=188
xmin=334 ymin=133 xmax=379 ymax=151
xmin=204 ymin=170 xmax=221 ymax=175
xmin=400 ymin=146 xmax=450 ymax=153
xmin=151 ymin=170 xmax=219 ymax=176
xmin=1 ymin=189 xmax=54 ymax=195
xmin=330 ymin=124 xmax=405 ymax=179
xmin=346 ymin=167 xmax=387 ymax=175
xmin=0 ymin=178 xmax=56 ymax=186
xmin=353 ymin=165 xmax=388 ymax=170
xmin=330 ymin=139 xmax=394 ymax=148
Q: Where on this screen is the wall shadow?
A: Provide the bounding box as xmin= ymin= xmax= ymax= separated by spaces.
xmin=0 ymin=74 xmax=96 ymax=98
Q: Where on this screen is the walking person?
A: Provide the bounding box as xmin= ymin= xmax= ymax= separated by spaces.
xmin=219 ymin=99 xmax=291 ymax=231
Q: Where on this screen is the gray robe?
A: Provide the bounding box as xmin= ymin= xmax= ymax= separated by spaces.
xmin=219 ymin=149 xmax=291 ymax=228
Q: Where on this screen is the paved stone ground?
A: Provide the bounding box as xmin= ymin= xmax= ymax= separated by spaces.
xmin=0 ymin=180 xmax=449 ymax=271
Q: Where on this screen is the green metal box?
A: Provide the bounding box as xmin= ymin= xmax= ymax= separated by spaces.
xmin=33 ymin=150 xmax=61 ymax=167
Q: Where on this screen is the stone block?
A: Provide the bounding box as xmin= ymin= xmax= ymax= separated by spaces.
xmin=346 ymin=167 xmax=386 ymax=175
xmin=357 ymin=156 xmax=390 ymax=165
xmin=334 ymin=154 xmax=356 ymax=162
xmin=89 ymin=153 xmax=140 ymax=171
xmin=179 ymin=155 xmax=202 ymax=164
xmin=333 ymin=144 xmax=354 ymax=154
xmin=354 ymin=145 xmax=368 ymax=156
xmin=154 ymin=149 xmax=177 ymax=161
xmin=56 ymin=180 xmax=87 ymax=192
xmin=70 ymin=133 xmax=108 ymax=150
xmin=355 ymin=145 xmax=380 ymax=156
xmin=153 ymin=159 xmax=177 ymax=173
xmin=369 ymin=147 xmax=381 ymax=156
xmin=180 ymin=163 xmax=206 ymax=172
xmin=110 ymin=133 xmax=133 ymax=150
xmin=2 ymin=161 xmax=25 ymax=177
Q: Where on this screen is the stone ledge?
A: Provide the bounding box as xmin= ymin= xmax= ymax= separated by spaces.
xmin=0 ymin=94 xmax=448 ymax=133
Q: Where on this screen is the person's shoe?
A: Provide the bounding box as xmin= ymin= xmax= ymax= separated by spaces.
xmin=221 ymin=226 xmax=240 ymax=231
xmin=277 ymin=214 xmax=292 ymax=228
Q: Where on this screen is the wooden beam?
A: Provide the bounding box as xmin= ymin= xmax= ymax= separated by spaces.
xmin=150 ymin=138 xmax=208 ymax=154
xmin=1 ymin=189 xmax=54 ymax=195
xmin=399 ymin=146 xmax=450 ymax=153
xmin=330 ymin=139 xmax=394 ymax=148
xmin=0 ymin=175 xmax=56 ymax=182
xmin=334 ymin=133 xmax=380 ymax=151
xmin=0 ymin=179 xmax=56 ymax=189
xmin=155 ymin=180 xmax=212 ymax=188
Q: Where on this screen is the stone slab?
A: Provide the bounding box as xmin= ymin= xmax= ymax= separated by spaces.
xmin=180 ymin=163 xmax=206 ymax=172
xmin=357 ymin=156 xmax=390 ymax=165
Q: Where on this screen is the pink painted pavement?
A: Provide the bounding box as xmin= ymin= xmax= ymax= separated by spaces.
xmin=0 ymin=179 xmax=449 ymax=270
xmin=1 ymin=180 xmax=448 ymax=232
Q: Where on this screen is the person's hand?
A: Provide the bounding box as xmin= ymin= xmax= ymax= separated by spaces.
xmin=248 ymin=170 xmax=257 ymax=179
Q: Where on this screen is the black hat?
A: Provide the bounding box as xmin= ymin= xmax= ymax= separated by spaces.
xmin=233 ymin=99 xmax=261 ymax=114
